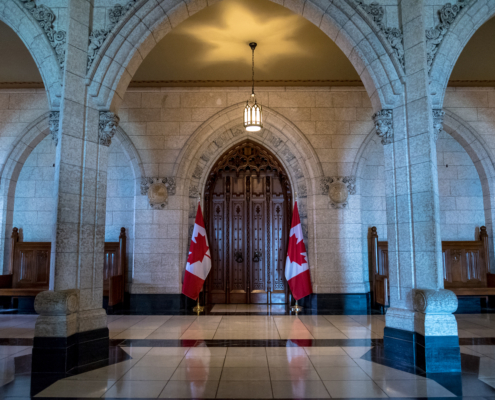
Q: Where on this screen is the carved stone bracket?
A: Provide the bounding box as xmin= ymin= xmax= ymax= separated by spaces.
xmin=49 ymin=111 xmax=60 ymax=146
xmin=189 ymin=184 xmax=199 ymax=198
xmin=320 ymin=176 xmax=356 ymax=209
xmin=87 ymin=0 xmax=139 ymax=71
xmin=20 ymin=0 xmax=67 ymax=70
xmin=98 ymin=111 xmax=120 ymax=146
xmin=372 ymin=109 xmax=394 ymax=145
xmin=426 ymin=1 xmax=470 ymax=73
xmin=356 ymin=1 xmax=404 ymax=69
xmin=140 ymin=177 xmax=176 ymax=209
xmin=432 ymin=109 xmax=445 ymax=141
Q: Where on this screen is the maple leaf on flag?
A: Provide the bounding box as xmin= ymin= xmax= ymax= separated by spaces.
xmin=187 ymin=232 xmax=210 ymax=265
xmin=287 ymin=234 xmax=307 ymax=266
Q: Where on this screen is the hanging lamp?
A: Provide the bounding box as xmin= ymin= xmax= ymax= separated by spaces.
xmin=243 ymin=42 xmax=263 ymax=132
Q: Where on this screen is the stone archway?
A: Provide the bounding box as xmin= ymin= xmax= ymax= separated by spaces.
xmin=429 ymin=0 xmax=495 ymax=107
xmin=86 ymin=0 xmax=404 ymax=113
xmin=0 ymin=113 xmax=144 ymax=277
xmin=0 ymin=1 xmax=62 ymax=108
xmin=353 ymin=109 xmax=495 ymax=273
xmin=173 ymin=104 xmax=325 ymax=292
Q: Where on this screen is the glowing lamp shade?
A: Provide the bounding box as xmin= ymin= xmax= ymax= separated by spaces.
xmin=244 ymin=95 xmax=263 ymax=132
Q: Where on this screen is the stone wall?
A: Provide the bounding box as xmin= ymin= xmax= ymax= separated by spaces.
xmin=437 ymin=130 xmax=485 ymax=240
xmin=0 ymin=87 xmax=493 ymax=294
xmin=13 ymin=135 xmax=55 ymax=242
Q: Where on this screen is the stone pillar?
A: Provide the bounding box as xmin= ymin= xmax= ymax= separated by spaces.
xmin=32 ymin=0 xmax=114 ymax=384
xmin=381 ymin=0 xmax=460 ymax=373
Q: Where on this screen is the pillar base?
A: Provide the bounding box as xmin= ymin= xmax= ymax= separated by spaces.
xmin=384 ymin=327 xmax=461 ymax=373
xmin=31 ymin=327 xmax=109 ymax=395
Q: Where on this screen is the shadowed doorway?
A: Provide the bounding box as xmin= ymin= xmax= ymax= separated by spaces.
xmin=204 ymin=140 xmax=292 ymax=304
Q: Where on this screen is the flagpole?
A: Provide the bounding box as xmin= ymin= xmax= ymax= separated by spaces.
xmin=192 ymin=194 xmax=205 ymax=315
xmin=289 ymin=191 xmax=303 ymax=314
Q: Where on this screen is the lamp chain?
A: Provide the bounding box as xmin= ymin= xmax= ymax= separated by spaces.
xmin=252 ymin=46 xmax=255 ymax=96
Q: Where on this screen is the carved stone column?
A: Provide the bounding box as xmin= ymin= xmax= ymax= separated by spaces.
xmin=32 ymin=0 xmax=114 ymax=387
xmin=381 ymin=0 xmax=460 ymax=374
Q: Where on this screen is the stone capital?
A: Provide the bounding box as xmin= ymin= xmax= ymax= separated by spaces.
xmin=372 ymin=109 xmax=394 ymax=145
xmin=432 ymin=109 xmax=445 ymax=141
xmin=98 ymin=111 xmax=120 ymax=146
xmin=49 ymin=111 xmax=60 ymax=146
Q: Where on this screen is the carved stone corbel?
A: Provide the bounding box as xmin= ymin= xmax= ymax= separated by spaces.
xmin=49 ymin=111 xmax=60 ymax=146
xmin=98 ymin=111 xmax=120 ymax=146
xmin=432 ymin=109 xmax=445 ymax=141
xmin=372 ymin=109 xmax=394 ymax=145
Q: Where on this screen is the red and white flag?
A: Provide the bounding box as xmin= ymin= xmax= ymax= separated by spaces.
xmin=182 ymin=203 xmax=211 ymax=300
xmin=285 ymin=201 xmax=312 ymax=300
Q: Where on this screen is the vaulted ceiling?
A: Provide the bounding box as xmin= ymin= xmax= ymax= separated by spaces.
xmin=0 ymin=1 xmax=493 ymax=87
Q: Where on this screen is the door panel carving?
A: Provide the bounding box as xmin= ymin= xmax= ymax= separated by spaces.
xmin=205 ymin=141 xmax=292 ymax=304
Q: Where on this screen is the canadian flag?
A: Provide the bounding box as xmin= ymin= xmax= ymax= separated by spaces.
xmin=182 ymin=203 xmax=211 ymax=300
xmin=285 ymin=201 xmax=312 ymax=300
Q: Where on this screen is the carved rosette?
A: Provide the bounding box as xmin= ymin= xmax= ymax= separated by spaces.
xmin=141 ymin=177 xmax=176 ymax=209
xmin=20 ymin=0 xmax=67 ymax=69
xmin=49 ymin=111 xmax=60 ymax=146
xmin=87 ymin=30 xmax=108 ymax=71
xmin=320 ymin=176 xmax=356 ymax=209
xmin=372 ymin=109 xmax=394 ymax=145
xmin=87 ymin=0 xmax=139 ymax=71
xmin=356 ymin=1 xmax=404 ymax=69
xmin=432 ymin=109 xmax=445 ymax=141
xmin=426 ymin=1 xmax=470 ymax=73
xmin=98 ymin=111 xmax=120 ymax=146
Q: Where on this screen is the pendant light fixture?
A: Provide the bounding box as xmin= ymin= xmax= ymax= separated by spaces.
xmin=243 ymin=42 xmax=263 ymax=132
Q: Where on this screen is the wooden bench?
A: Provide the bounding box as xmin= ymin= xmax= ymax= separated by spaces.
xmin=370 ymin=226 xmax=495 ymax=307
xmin=0 ymin=227 xmax=127 ymax=307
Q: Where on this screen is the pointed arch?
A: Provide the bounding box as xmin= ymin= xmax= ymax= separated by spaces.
xmin=86 ymin=0 xmax=404 ymax=113
xmin=0 ymin=1 xmax=62 ymax=108
xmin=429 ymin=0 xmax=495 ymax=107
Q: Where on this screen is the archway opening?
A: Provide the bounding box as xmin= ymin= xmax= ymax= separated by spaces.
xmin=203 ymin=140 xmax=292 ymax=305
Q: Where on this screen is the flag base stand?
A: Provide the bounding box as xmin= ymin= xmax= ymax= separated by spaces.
xmin=193 ymin=298 xmax=204 ymax=314
xmin=291 ymin=300 xmax=303 ymax=313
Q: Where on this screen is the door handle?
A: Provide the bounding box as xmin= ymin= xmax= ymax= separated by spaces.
xmin=253 ymin=251 xmax=262 ymax=263
xmin=234 ymin=250 xmax=243 ymax=263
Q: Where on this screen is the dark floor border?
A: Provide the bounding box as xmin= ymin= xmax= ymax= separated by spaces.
xmin=5 ymin=337 xmax=495 ymax=347
xmin=108 ymin=338 xmax=383 ymax=347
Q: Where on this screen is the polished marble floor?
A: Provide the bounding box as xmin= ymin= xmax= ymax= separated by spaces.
xmin=1 ymin=313 xmax=495 ymax=398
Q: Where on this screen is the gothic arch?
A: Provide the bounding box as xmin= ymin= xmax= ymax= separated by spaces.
xmin=442 ymin=110 xmax=495 ymax=267
xmin=353 ymin=110 xmax=495 ymax=271
xmin=86 ymin=0 xmax=404 ymax=113
xmin=173 ymin=103 xmax=324 ymax=280
xmin=0 ymin=113 xmax=144 ymax=274
xmin=0 ymin=1 xmax=63 ymax=108
xmin=429 ymin=0 xmax=495 ymax=107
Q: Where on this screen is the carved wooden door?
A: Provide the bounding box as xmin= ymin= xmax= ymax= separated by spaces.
xmin=205 ymin=142 xmax=291 ymax=304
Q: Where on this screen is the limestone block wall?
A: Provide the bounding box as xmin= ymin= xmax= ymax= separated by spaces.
xmin=106 ymin=137 xmax=136 ymax=281
xmin=437 ymin=130 xmax=485 ymax=240
xmin=12 ymin=135 xmax=55 ymax=241
xmin=0 ymin=87 xmax=493 ymax=294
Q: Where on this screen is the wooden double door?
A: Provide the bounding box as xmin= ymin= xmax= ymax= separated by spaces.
xmin=204 ymin=142 xmax=292 ymax=304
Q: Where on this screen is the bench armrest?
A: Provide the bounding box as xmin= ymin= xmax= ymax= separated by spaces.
xmin=0 ymin=274 xmax=13 ymax=288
